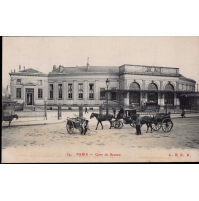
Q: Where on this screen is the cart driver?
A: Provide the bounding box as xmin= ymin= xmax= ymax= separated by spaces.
xmin=117 ymin=105 xmax=124 ymax=119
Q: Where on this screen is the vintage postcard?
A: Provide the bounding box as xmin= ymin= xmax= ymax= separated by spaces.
xmin=2 ymin=36 xmax=199 ymax=163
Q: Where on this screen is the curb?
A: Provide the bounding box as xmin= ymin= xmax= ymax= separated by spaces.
xmin=2 ymin=120 xmax=66 ymax=128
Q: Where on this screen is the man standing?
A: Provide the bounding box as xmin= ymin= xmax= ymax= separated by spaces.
xmin=85 ymin=107 xmax=88 ymax=114
xmin=181 ymin=109 xmax=185 ymax=118
xmin=135 ymin=114 xmax=142 ymax=135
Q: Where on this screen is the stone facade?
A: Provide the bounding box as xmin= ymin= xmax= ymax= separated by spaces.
xmin=9 ymin=64 xmax=196 ymax=109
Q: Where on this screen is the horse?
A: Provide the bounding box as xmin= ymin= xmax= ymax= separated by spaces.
xmin=2 ymin=114 xmax=18 ymax=127
xmin=90 ymin=113 xmax=114 ymax=130
xmin=130 ymin=114 xmax=155 ymax=133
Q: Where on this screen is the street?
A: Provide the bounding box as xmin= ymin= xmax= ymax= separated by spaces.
xmin=2 ymin=115 xmax=199 ymax=162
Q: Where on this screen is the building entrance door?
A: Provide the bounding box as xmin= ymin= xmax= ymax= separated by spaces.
xmin=27 ymin=93 xmax=33 ymax=105
xmin=25 ymin=88 xmax=34 ymax=105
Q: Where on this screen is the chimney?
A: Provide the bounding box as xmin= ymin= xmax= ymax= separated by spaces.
xmin=11 ymin=70 xmax=12 ymax=73
xmin=19 ymin=65 xmax=21 ymax=71
xmin=24 ymin=66 xmax=25 ymax=70
xmin=87 ymin=57 xmax=90 ymax=72
xmin=59 ymin=65 xmax=64 ymax=72
xmin=53 ymin=65 xmax=56 ymax=71
xmin=14 ymin=69 xmax=15 ymax=73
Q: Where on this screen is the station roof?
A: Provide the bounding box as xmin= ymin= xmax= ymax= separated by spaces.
xmin=50 ymin=66 xmax=119 ymax=74
xmin=9 ymin=68 xmax=47 ymax=76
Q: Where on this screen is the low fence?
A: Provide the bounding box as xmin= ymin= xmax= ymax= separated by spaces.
xmin=13 ymin=105 xmax=100 ymax=122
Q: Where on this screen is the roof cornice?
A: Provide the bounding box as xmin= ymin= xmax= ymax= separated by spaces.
xmin=9 ymin=73 xmax=48 ymax=77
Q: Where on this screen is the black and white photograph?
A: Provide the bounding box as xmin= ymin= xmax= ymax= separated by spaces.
xmin=2 ymin=36 xmax=199 ymax=162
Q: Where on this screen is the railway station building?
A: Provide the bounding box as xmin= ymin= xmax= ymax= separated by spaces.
xmin=9 ymin=63 xmax=197 ymax=110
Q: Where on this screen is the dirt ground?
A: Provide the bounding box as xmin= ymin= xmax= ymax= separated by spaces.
xmin=2 ymin=115 xmax=199 ymax=163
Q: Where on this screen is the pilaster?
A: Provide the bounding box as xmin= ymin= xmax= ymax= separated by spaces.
xmin=160 ymin=80 xmax=163 ymax=90
xmin=142 ymin=80 xmax=145 ymax=90
xmin=95 ymin=80 xmax=98 ymax=104
xmin=73 ymin=80 xmax=77 ymax=104
xmin=83 ymin=80 xmax=88 ymax=103
xmin=63 ymin=81 xmax=66 ymax=100
xmin=10 ymin=79 xmax=14 ymax=100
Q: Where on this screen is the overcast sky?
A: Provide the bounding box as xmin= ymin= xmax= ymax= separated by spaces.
xmin=2 ymin=36 xmax=199 ymax=89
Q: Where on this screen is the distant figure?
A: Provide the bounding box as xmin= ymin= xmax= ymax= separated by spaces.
xmin=181 ymin=109 xmax=185 ymax=118
xmin=135 ymin=114 xmax=142 ymax=135
xmin=85 ymin=107 xmax=88 ymax=114
xmin=117 ymin=105 xmax=124 ymax=119
xmin=113 ymin=108 xmax=116 ymax=118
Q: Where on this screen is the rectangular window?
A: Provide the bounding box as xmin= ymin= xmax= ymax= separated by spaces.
xmin=49 ymin=84 xmax=53 ymax=99
xmin=68 ymin=84 xmax=72 ymax=99
xmin=89 ymin=84 xmax=94 ymax=99
xmin=100 ymin=88 xmax=106 ymax=100
xmin=37 ymin=80 xmax=42 ymax=85
xmin=38 ymin=89 xmax=43 ymax=98
xmin=16 ymin=88 xmax=21 ymax=98
xmin=16 ymin=79 xmax=21 ymax=85
xmin=78 ymin=83 xmax=83 ymax=99
xmin=58 ymin=84 xmax=62 ymax=99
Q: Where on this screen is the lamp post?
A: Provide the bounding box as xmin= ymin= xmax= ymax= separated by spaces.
xmin=44 ymin=97 xmax=47 ymax=120
xmin=106 ymin=78 xmax=110 ymax=115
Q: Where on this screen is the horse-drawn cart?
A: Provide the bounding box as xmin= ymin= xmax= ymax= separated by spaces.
xmin=151 ymin=113 xmax=173 ymax=133
xmin=2 ymin=100 xmax=18 ymax=126
xmin=66 ymin=116 xmax=89 ymax=135
xmin=112 ymin=109 xmax=173 ymax=133
xmin=112 ymin=109 xmax=136 ymax=129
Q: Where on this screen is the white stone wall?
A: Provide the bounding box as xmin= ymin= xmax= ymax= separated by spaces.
xmin=10 ymin=71 xmax=195 ymax=108
xmin=10 ymin=75 xmax=48 ymax=105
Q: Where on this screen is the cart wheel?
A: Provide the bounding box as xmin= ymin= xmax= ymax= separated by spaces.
xmin=162 ymin=118 xmax=173 ymax=133
xmin=114 ymin=121 xmax=123 ymax=129
xmin=66 ymin=121 xmax=74 ymax=134
xmin=151 ymin=122 xmax=162 ymax=131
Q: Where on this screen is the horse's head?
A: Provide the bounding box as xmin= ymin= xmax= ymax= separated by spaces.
xmin=90 ymin=113 xmax=94 ymax=119
xmin=15 ymin=114 xmax=18 ymax=120
xmin=131 ymin=114 xmax=138 ymax=121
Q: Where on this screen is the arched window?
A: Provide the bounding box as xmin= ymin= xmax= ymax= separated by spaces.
xmin=129 ymin=82 xmax=140 ymax=105
xmin=165 ymin=84 xmax=174 ymax=105
xmin=148 ymin=83 xmax=158 ymax=90
xmin=129 ymin=82 xmax=140 ymax=90
xmin=165 ymin=84 xmax=174 ymax=91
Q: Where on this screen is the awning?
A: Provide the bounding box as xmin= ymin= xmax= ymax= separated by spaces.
xmin=180 ymin=93 xmax=199 ymax=97
xmin=105 ymin=89 xmax=195 ymax=93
